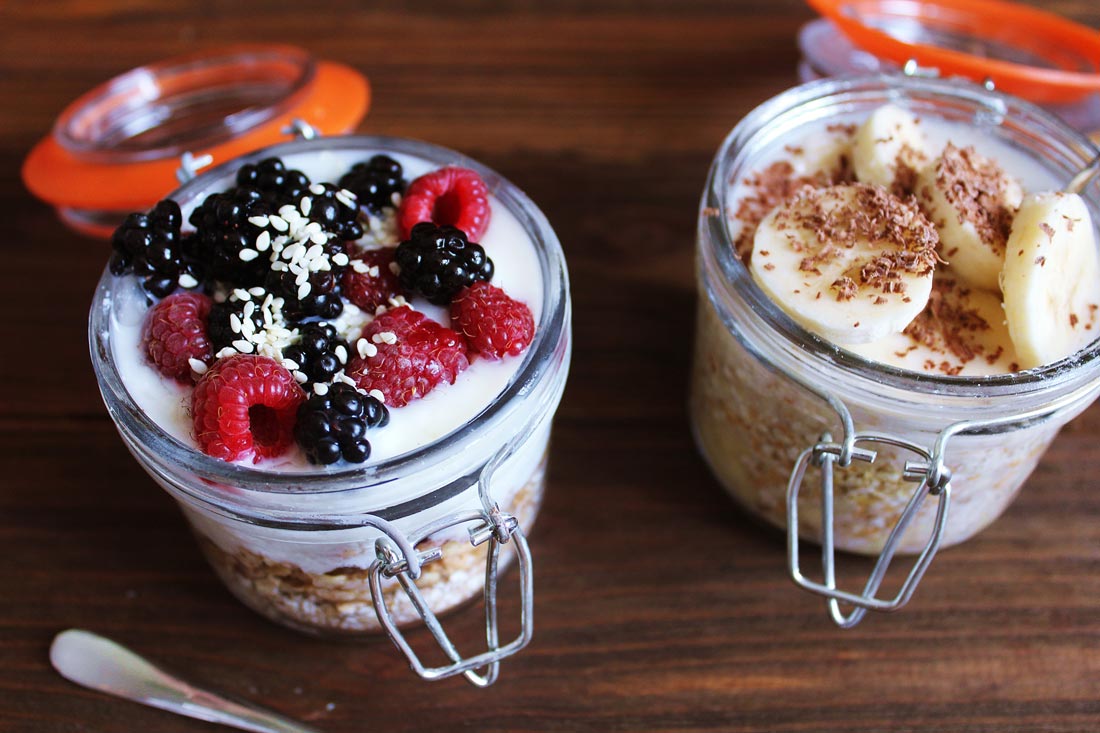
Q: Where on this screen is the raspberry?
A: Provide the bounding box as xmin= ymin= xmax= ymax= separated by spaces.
xmin=451 ymin=282 xmax=535 ymax=360
xmin=397 ymin=167 xmax=491 ymax=241
xmin=142 ymin=292 xmax=214 ymax=382
xmin=347 ymin=306 xmax=469 ymax=408
xmin=191 ymin=355 xmax=305 ymax=463
xmin=342 ymin=248 xmax=402 ymax=312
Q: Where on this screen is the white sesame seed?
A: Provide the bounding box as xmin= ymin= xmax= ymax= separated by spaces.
xmin=269 ymin=215 xmax=288 ymax=232
xmin=232 ymin=288 xmax=251 ymax=301
xmin=255 ymin=230 xmax=271 ymax=252
xmin=334 ymin=345 xmax=347 ymax=364
xmin=283 ymin=243 xmax=303 ymax=261
xmin=356 ymin=338 xmax=370 ymax=359
xmin=230 ymin=314 xmax=243 ymax=333
xmin=243 ymin=301 xmax=256 ymax=318
xmin=368 ymin=266 xmax=380 ymax=278
xmin=248 ymin=215 xmax=269 ymax=227
xmin=294 ymin=370 xmax=308 ymax=384
xmin=305 ymin=243 xmax=325 ymax=261
xmin=279 ymin=204 xmax=298 ymax=219
xmin=249 ymin=286 xmax=265 ymax=296
xmin=310 ymin=183 xmax=326 ymax=195
xmin=297 ymin=282 xmax=311 ymax=300
xmin=300 ymin=196 xmax=312 ymax=216
xmin=239 ymin=248 xmax=259 ymax=262
xmin=216 ymin=347 xmax=237 ymax=359
xmin=295 ymin=270 xmax=309 ymax=287
xmin=351 ymin=259 xmax=369 ymax=273
xmin=240 ymin=318 xmax=256 ymax=338
xmin=332 ymin=252 xmax=350 ymax=267
xmin=188 ymin=358 xmax=208 ymax=375
xmin=271 ymin=261 xmax=288 ymax=272
xmin=310 ymin=231 xmax=328 ymax=245
xmin=313 ymin=382 xmax=329 ymax=396
xmin=178 ymin=273 xmax=199 ymax=289
xmin=375 ymin=305 xmax=387 ymax=315
xmin=304 ymin=221 xmax=323 ymax=235
xmin=232 ymin=339 xmax=255 ymax=353
xmin=282 ymin=359 xmax=299 ymax=371
xmin=335 ymin=192 xmax=355 ymax=209
xmin=368 ymin=389 xmax=386 ymax=403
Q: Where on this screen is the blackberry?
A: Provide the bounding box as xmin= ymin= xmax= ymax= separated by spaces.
xmin=338 ymin=155 xmax=406 ymax=214
xmin=264 ymin=244 xmax=347 ymax=322
xmin=188 ymin=187 xmax=273 ymax=286
xmin=282 ymin=323 xmax=349 ymax=386
xmin=394 ymin=223 xmax=494 ymax=305
xmin=294 ymin=383 xmax=388 ymax=465
xmin=236 ymin=157 xmax=311 ymax=208
xmin=301 ymin=183 xmax=364 ymax=242
xmin=110 ymin=199 xmax=205 ymax=298
xmin=207 ymin=298 xmax=265 ymax=351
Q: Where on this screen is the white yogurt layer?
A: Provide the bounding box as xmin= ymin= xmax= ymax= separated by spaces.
xmin=111 ymin=149 xmax=544 ymax=471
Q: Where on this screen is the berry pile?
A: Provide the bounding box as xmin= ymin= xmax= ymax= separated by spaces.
xmin=111 ymin=156 xmax=537 ymax=468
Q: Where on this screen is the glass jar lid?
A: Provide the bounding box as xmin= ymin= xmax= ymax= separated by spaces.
xmin=22 ymin=44 xmax=369 ymax=236
xmin=807 ymin=0 xmax=1100 ymax=104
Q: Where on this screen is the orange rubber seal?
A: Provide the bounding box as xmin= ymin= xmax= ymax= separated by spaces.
xmin=807 ymin=0 xmax=1100 ymax=104
xmin=22 ymin=60 xmax=369 ymax=212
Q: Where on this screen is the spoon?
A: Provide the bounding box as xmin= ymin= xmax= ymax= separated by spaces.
xmin=50 ymin=629 xmax=321 ymax=733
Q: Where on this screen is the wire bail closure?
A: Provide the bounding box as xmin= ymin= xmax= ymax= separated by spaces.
xmin=368 ymin=439 xmax=535 ymax=686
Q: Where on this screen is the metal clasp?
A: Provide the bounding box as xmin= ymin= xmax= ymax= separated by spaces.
xmin=787 ymin=432 xmax=952 ymax=628
xmin=368 ymin=509 xmax=533 ymax=687
xmin=370 ymin=437 xmax=536 ymax=686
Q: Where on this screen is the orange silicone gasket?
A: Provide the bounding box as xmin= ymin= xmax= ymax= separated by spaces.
xmin=807 ymin=0 xmax=1100 ymax=104
xmin=22 ymin=60 xmax=369 ymax=212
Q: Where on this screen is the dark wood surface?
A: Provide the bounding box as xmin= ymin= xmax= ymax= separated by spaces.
xmin=4 ymin=2 xmax=1100 ymax=731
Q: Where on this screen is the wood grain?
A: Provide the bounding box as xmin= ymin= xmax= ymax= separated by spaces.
xmin=2 ymin=2 xmax=1100 ymax=731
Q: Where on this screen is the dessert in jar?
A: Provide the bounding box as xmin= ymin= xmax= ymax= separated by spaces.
xmin=90 ymin=135 xmax=571 ymax=680
xmin=691 ymin=73 xmax=1100 ymax=615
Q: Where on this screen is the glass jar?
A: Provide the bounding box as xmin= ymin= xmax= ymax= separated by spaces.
xmin=691 ymin=74 xmax=1100 ymax=622
xmin=89 ymin=135 xmax=571 ymax=683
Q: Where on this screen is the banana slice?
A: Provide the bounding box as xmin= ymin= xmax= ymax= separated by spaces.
xmin=750 ymin=184 xmax=939 ymax=345
xmin=916 ymin=143 xmax=1023 ymax=292
xmin=847 ymin=272 xmax=1019 ymax=375
xmin=1001 ymin=192 xmax=1100 ymax=369
xmin=851 ymin=105 xmax=929 ymax=193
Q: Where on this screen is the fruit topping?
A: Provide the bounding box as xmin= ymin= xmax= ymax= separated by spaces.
xmin=347 ymin=306 xmax=470 ymax=407
xmin=188 ymin=187 xmax=275 ymax=286
xmin=341 ymin=248 xmax=402 ymax=312
xmin=281 ymin=322 xmax=351 ymax=388
xmin=264 ymin=241 xmax=347 ymax=322
xmin=236 ymin=157 xmax=311 ymax=208
xmin=191 ymin=355 xmax=306 ymax=463
xmin=394 ymin=223 xmax=494 ymax=305
xmin=294 ymin=383 xmax=388 ymax=465
xmin=111 ymin=199 xmax=205 ymax=298
xmin=452 ymin=282 xmax=535 ymax=359
xmin=397 ymin=166 xmax=491 ymax=240
xmin=142 ymin=292 xmax=214 ymax=382
xmin=339 ymin=155 xmax=406 ymax=214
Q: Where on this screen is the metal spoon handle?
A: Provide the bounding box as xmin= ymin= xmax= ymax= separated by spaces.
xmin=50 ymin=629 xmax=321 ymax=733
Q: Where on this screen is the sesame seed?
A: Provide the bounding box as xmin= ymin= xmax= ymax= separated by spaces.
xmin=243 ymin=301 xmax=256 ymax=318
xmin=248 ymin=215 xmax=269 ymax=227
xmin=239 ymin=248 xmax=259 ymax=262
xmin=310 ymin=231 xmax=328 ymax=245
xmin=300 ymin=197 xmax=312 ymax=216
xmin=189 ymin=358 xmax=208 ymax=375
xmin=269 ymin=215 xmax=288 ymax=232
xmin=368 ymin=266 xmax=380 ymax=277
xmin=178 ymin=273 xmax=199 ymax=289
xmin=335 ymin=345 xmax=347 ymax=364
xmin=271 ymin=261 xmax=288 ymax=272
xmin=310 ymin=183 xmax=326 ymax=195
xmin=297 ymin=282 xmax=311 ymax=299
xmin=240 ymin=318 xmax=256 ymax=338
xmin=230 ymin=314 xmax=243 ymax=333
xmin=305 ymin=243 xmax=325 ymax=261
xmin=336 ymin=373 xmax=356 ymax=387
xmin=232 ymin=339 xmax=254 ymax=353
xmin=313 ymin=382 xmax=329 ymax=396
xmin=233 ymin=288 xmax=251 ymax=301
xmin=216 ymin=347 xmax=237 ymax=359
xmin=249 ymin=286 xmax=265 ymax=296
xmin=256 ymin=230 xmax=271 ymax=251
xmin=332 ymin=252 xmax=349 ymax=267
xmin=283 ymin=243 xmax=303 ymax=261
xmin=356 ymin=338 xmax=370 ymax=359
xmin=282 ymin=359 xmax=299 ymax=371
xmin=369 ymin=389 xmax=386 ymax=403
xmin=295 ymin=270 xmax=309 ymax=287
xmin=294 ymin=370 xmax=308 ymax=384
xmin=351 ymin=260 xmax=368 ymax=273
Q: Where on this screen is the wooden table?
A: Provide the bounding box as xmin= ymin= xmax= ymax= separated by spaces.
xmin=4 ymin=2 xmax=1100 ymax=731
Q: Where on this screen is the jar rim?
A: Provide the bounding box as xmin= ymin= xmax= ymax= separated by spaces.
xmin=702 ymin=73 xmax=1100 ymax=406
xmin=90 ymin=135 xmax=571 ymax=511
